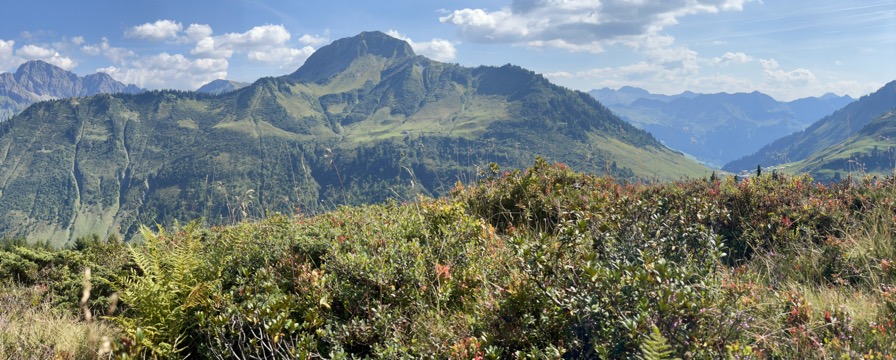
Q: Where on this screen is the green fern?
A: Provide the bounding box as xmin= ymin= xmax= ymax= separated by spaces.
xmin=114 ymin=221 xmax=215 ymax=358
xmin=637 ymin=326 xmax=680 ymax=360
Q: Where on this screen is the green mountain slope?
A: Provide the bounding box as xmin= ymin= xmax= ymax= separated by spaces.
xmin=0 ymin=31 xmax=709 ymax=245
xmin=786 ymin=110 xmax=896 ymax=180
xmin=724 ymin=80 xmax=896 ymax=172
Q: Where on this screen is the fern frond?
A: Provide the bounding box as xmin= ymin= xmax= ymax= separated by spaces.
xmin=128 ymin=245 xmax=158 ymax=279
xmin=637 ymin=325 xmax=680 ymax=360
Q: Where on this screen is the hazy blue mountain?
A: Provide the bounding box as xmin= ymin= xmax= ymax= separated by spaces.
xmin=590 ymin=87 xmax=854 ymax=167
xmin=0 ymin=31 xmax=708 ymax=245
xmin=196 ymin=79 xmax=251 ymax=95
xmin=588 ymin=86 xmax=697 ymax=106
xmin=0 ymin=60 xmax=142 ymax=119
xmin=724 ymin=80 xmax=896 ymax=173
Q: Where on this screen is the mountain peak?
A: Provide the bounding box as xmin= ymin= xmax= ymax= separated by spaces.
xmin=290 ymin=31 xmax=415 ymax=83
xmin=14 ymin=60 xmax=72 ymax=80
xmin=618 ymin=86 xmax=650 ymax=96
xmin=197 ymin=79 xmax=251 ymax=95
xmin=1 ymin=60 xmax=142 ymax=119
xmin=16 ymin=59 xmax=62 ymax=72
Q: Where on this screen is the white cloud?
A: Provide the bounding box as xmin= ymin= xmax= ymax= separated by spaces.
xmin=183 ymin=24 xmax=213 ymax=43
xmin=0 ymin=39 xmax=20 ymax=71
xmin=298 ymin=31 xmax=330 ymax=46
xmin=710 ymin=51 xmax=753 ymax=66
xmin=126 ymin=20 xmax=183 ymax=41
xmin=81 ymin=37 xmax=135 ymax=64
xmin=385 ymin=30 xmax=457 ymax=62
xmin=543 ymin=71 xmax=572 ymax=78
xmin=99 ymin=52 xmax=228 ymax=89
xmin=15 ymin=44 xmax=77 ymax=70
xmin=440 ymin=0 xmax=751 ymax=52
xmin=191 ymin=24 xmax=293 ymax=59
xmin=248 ymin=46 xmax=315 ymax=69
xmin=760 ymin=58 xmax=815 ymax=85
xmin=191 ymin=37 xmax=233 ymax=59
xmin=71 ymin=36 xmax=85 ymax=46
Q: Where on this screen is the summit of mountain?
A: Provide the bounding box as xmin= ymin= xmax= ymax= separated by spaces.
xmin=0 ymin=60 xmax=142 ymax=119
xmin=290 ymin=31 xmax=416 ymax=84
xmin=196 ymin=79 xmax=251 ymax=95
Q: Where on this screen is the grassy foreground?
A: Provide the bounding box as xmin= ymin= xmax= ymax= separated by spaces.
xmin=1 ymin=159 xmax=895 ymax=358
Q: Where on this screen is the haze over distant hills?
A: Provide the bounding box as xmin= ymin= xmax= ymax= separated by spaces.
xmin=590 ymin=87 xmax=854 ymax=167
xmin=196 ymin=79 xmax=251 ymax=95
xmin=0 ymin=60 xmax=142 ymax=120
xmin=0 ymin=31 xmax=708 ymax=245
xmin=724 ymin=80 xmax=896 ymax=173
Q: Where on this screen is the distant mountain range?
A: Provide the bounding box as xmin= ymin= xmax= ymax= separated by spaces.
xmin=590 ymin=87 xmax=854 ymax=167
xmin=725 ymin=80 xmax=896 ymax=175
xmin=0 ymin=60 xmax=142 ymax=119
xmin=196 ymin=79 xmax=251 ymax=95
xmin=0 ymin=31 xmax=708 ymax=245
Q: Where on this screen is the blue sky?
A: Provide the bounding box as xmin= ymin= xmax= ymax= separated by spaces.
xmin=1 ymin=0 xmax=892 ymax=100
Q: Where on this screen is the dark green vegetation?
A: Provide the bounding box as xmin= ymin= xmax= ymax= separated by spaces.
xmin=725 ymin=80 xmax=896 ymax=173
xmin=0 ymin=60 xmax=142 ymax=120
xmin=590 ymin=87 xmax=854 ymax=168
xmin=0 ymin=31 xmax=708 ymax=246
xmin=196 ymin=79 xmax=251 ymax=95
xmin=2 ymin=160 xmax=895 ymax=358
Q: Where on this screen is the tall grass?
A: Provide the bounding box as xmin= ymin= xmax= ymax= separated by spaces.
xmin=0 ymin=283 xmax=118 ymax=359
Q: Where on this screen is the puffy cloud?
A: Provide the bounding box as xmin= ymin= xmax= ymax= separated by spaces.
xmin=80 ymin=37 xmax=135 ymax=64
xmin=191 ymin=24 xmax=292 ymax=59
xmin=0 ymin=39 xmax=19 ymax=71
xmin=191 ymin=37 xmax=233 ymax=59
xmin=15 ymin=44 xmax=77 ymax=70
xmin=99 ymin=52 xmax=228 ymax=89
xmin=710 ymin=51 xmax=753 ymax=66
xmin=126 ymin=20 xmax=183 ymax=41
xmin=385 ymin=30 xmax=457 ymax=62
xmin=71 ymin=36 xmax=85 ymax=46
xmin=248 ymin=46 xmax=315 ymax=69
xmin=760 ymin=58 xmax=815 ymax=85
xmin=183 ymin=24 xmax=213 ymax=43
xmin=440 ymin=0 xmax=751 ymax=52
xmin=298 ymin=31 xmax=330 ymax=46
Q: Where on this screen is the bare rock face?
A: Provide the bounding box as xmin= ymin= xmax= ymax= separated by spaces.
xmin=0 ymin=60 xmax=142 ymax=119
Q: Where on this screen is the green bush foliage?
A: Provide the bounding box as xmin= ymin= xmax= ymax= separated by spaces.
xmin=2 ymin=160 xmax=895 ymax=358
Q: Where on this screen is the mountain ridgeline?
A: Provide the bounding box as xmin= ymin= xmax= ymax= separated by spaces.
xmin=590 ymin=87 xmax=855 ymax=167
xmin=0 ymin=60 xmax=142 ymax=119
xmin=196 ymin=79 xmax=251 ymax=95
xmin=782 ymin=109 xmax=896 ymax=181
xmin=0 ymin=31 xmax=708 ymax=245
xmin=724 ymin=80 xmax=896 ymax=173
